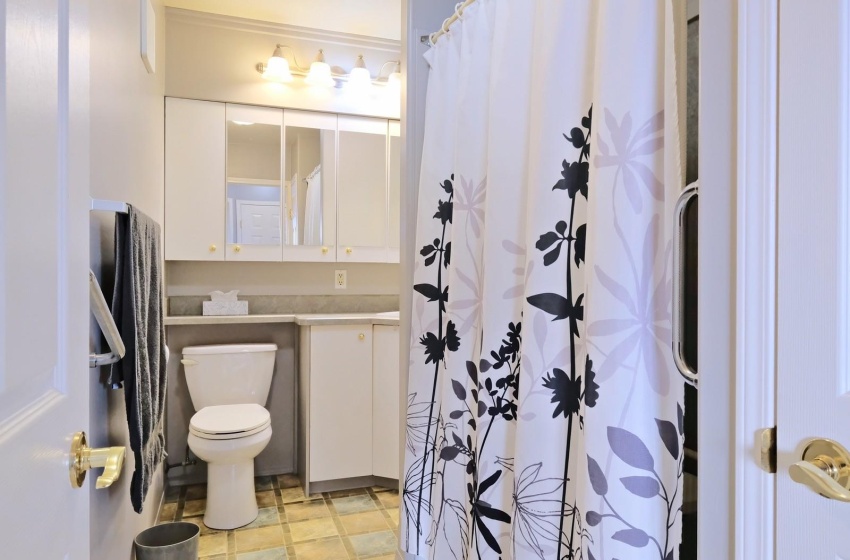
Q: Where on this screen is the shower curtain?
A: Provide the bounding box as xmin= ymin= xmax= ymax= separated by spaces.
xmin=403 ymin=1 xmax=686 ymax=559
xmin=303 ymin=166 xmax=322 ymax=246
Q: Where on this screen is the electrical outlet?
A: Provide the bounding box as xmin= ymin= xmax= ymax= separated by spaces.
xmin=335 ymin=270 xmax=347 ymax=290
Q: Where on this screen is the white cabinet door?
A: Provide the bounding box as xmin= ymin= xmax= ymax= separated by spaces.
xmin=165 ymin=98 xmax=226 ymax=260
xmin=776 ymin=2 xmax=850 ymax=557
xmin=337 ymin=116 xmax=389 ymax=263
xmin=388 ymin=121 xmax=401 ymax=264
xmin=372 ymin=326 xmax=400 ymax=479
xmin=309 ymin=326 xmax=373 ymax=482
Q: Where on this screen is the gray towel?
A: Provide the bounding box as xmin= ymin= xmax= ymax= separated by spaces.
xmin=109 ymin=205 xmax=167 ymax=513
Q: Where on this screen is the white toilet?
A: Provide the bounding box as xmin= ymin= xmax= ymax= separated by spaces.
xmin=181 ymin=343 xmax=277 ymax=530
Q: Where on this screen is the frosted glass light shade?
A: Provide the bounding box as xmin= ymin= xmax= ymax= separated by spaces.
xmin=306 ymin=61 xmax=335 ymax=88
xmin=263 ymin=48 xmax=293 ymax=82
xmin=348 ymin=66 xmax=373 ymax=92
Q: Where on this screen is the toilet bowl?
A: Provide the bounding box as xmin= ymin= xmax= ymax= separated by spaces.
xmin=181 ymin=344 xmax=277 ymax=530
xmin=188 ymin=404 xmax=272 ymax=529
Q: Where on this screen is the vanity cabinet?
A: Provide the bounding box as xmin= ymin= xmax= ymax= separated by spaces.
xmin=298 ymin=323 xmax=400 ymax=493
xmin=164 ymin=97 xmax=399 ymax=263
xmin=165 ymin=98 xmax=226 ymax=261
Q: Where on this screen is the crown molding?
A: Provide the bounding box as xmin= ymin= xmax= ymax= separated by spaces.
xmin=166 ymin=8 xmax=402 ymax=54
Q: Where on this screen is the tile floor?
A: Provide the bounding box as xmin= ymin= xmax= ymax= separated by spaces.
xmin=157 ymin=474 xmax=401 ymax=560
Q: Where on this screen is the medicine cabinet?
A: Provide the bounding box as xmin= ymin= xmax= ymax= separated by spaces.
xmin=164 ymin=97 xmax=399 ymax=263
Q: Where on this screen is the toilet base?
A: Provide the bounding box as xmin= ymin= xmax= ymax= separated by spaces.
xmin=203 ymin=461 xmax=258 ymax=530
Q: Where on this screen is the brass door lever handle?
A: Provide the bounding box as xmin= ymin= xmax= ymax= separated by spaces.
xmin=69 ymin=431 xmax=126 ymax=490
xmin=789 ymin=438 xmax=850 ymax=502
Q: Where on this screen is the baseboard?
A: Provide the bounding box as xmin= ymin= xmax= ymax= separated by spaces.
xmin=307 ymin=475 xmax=398 ymax=495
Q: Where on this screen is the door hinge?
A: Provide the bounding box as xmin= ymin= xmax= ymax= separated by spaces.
xmin=759 ymin=426 xmax=777 ymax=473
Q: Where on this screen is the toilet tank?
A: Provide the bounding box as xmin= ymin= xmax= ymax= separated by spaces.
xmin=181 ymin=343 xmax=277 ymax=411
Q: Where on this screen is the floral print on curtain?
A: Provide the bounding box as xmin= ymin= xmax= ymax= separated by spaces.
xmin=402 ymin=1 xmax=687 ymax=559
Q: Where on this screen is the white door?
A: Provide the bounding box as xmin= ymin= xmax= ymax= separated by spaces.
xmin=237 ymin=201 xmax=282 ymax=245
xmin=0 ymin=0 xmax=91 ymax=557
xmin=776 ymin=1 xmax=850 ymax=557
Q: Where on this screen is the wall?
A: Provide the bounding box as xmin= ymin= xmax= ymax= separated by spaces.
xmin=88 ymin=0 xmax=167 ymax=558
xmin=165 ymin=9 xmax=402 ymax=120
xmin=164 ymin=8 xmax=402 ymax=300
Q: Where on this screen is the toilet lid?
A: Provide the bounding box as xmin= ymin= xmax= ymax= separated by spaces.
xmin=190 ymin=404 xmax=270 ymax=439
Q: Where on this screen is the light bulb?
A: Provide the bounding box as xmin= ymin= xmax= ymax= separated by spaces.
xmin=263 ymin=45 xmax=293 ymax=83
xmin=347 ymin=55 xmax=373 ymax=92
xmin=305 ymin=49 xmax=335 ymax=88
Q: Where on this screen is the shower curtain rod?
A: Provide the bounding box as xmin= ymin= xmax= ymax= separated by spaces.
xmin=427 ymin=0 xmax=477 ymax=45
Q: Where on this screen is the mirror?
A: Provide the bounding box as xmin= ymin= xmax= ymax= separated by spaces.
xmin=337 ymin=122 xmax=388 ymax=251
xmin=226 ymin=107 xmax=282 ymax=247
xmin=284 ymin=122 xmax=335 ymax=246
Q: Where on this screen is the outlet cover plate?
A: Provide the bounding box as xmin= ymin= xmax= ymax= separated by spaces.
xmin=335 ymin=270 xmax=347 ymax=290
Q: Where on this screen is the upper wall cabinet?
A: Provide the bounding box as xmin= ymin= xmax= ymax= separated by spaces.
xmin=337 ymin=116 xmax=388 ymax=263
xmin=164 ymin=98 xmax=399 ymax=264
xmin=165 ymin=98 xmax=226 ymax=261
xmin=225 ymin=104 xmax=283 ymax=262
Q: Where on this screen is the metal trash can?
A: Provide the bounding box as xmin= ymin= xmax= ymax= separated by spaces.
xmin=134 ymin=522 xmax=200 ymax=560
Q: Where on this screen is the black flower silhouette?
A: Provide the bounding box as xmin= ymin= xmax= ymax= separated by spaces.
xmin=583 ymin=356 xmax=599 ymax=408
xmin=542 ymin=368 xmax=582 ymax=418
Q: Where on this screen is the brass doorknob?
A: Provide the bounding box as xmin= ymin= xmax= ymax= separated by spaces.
xmin=358 ymin=333 xmax=365 ymax=340
xmin=69 ymin=431 xmax=126 ymax=490
xmin=321 ymin=246 xmax=329 ymax=255
xmin=789 ymin=438 xmax=850 ymax=502
xmin=209 ymin=244 xmax=217 ymax=252
xmin=346 ymin=247 xmax=353 ymax=255
xmin=234 ymin=245 xmax=242 ymax=253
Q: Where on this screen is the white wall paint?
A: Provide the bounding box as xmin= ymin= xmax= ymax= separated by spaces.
xmin=89 ymin=0 xmax=167 ymax=558
xmin=165 ymin=10 xmax=401 ymax=119
xmin=165 ymin=0 xmax=402 ymax=40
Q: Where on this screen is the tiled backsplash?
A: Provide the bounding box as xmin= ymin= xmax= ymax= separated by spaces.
xmin=168 ymin=295 xmax=400 ymax=316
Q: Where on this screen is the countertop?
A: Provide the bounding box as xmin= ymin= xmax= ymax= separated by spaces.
xmin=164 ymin=311 xmax=400 ymax=327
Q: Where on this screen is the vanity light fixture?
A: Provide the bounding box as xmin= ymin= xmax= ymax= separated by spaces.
xmin=347 ymin=55 xmax=372 ymax=92
xmin=260 ymin=45 xmax=294 ymax=83
xmin=305 ymin=49 xmax=336 ymax=88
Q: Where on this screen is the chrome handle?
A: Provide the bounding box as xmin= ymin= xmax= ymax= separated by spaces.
xmin=673 ymin=184 xmax=698 ymax=387
xmin=69 ymin=431 xmax=126 ymax=490
xmin=180 ymin=359 xmax=198 ymax=367
xmin=789 ymin=438 xmax=850 ymax=502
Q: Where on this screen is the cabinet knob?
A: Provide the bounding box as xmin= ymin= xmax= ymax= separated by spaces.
xmin=346 ymin=247 xmax=353 ymax=255
xmin=209 ymin=244 xmax=217 ymax=252
xmin=234 ymin=245 xmax=242 ymax=253
xmin=321 ymin=246 xmax=329 ymax=255
xmin=358 ymin=333 xmax=365 ymax=340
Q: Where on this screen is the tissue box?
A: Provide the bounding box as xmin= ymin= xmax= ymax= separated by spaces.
xmin=203 ymin=300 xmax=249 ymax=316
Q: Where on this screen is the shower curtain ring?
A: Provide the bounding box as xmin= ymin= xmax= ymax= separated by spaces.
xmin=441 ymin=16 xmax=453 ymax=34
xmin=454 ymin=2 xmax=465 ymax=17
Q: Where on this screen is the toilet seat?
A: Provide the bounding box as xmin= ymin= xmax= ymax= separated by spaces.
xmin=190 ymin=404 xmax=271 ymax=440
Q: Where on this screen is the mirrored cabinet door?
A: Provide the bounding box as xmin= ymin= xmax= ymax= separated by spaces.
xmin=282 ymin=110 xmax=338 ymax=262
xmin=388 ymin=121 xmax=400 ymax=263
xmin=225 ymin=104 xmax=284 ymax=261
xmin=337 ymin=116 xmax=389 ymax=263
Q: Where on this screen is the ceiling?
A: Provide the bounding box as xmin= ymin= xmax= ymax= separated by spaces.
xmin=164 ymin=0 xmax=402 ymax=41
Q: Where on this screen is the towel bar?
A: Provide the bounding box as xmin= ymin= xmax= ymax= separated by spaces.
xmin=89 ymin=270 xmax=125 ymax=368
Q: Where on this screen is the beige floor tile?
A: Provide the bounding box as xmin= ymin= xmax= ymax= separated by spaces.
xmin=198 ymin=533 xmax=228 ymax=557
xmin=235 ymin=525 xmax=285 ymax=552
xmin=234 ymin=546 xmax=287 ymax=559
xmin=183 ymin=499 xmax=207 ymax=517
xmin=288 ymin=517 xmax=339 ymax=543
xmin=237 ymin=507 xmax=280 ymax=530
xmin=327 ymin=487 xmax=368 ymax=498
xmin=384 ymin=508 xmax=399 ymax=527
xmin=347 ymin=530 xmax=397 ymax=558
xmin=282 ymin=500 xmax=331 ymax=523
xmin=368 ymin=555 xmax=397 ymax=560
xmin=254 ymin=476 xmax=274 ymax=492
xmin=291 ymin=537 xmax=350 ymax=560
xmin=256 ymin=491 xmax=277 ymax=508
xmin=278 ymin=474 xmax=300 ymax=489
xmin=199 ymin=555 xmax=228 ymax=560
xmin=332 ymin=495 xmax=378 ymax=515
xmin=280 ymin=486 xmax=320 ymax=504
xmin=339 ymin=511 xmax=389 ymax=535
xmin=377 ymin=492 xmax=400 ymax=509
xmin=182 ymin=516 xmax=223 ymax=536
